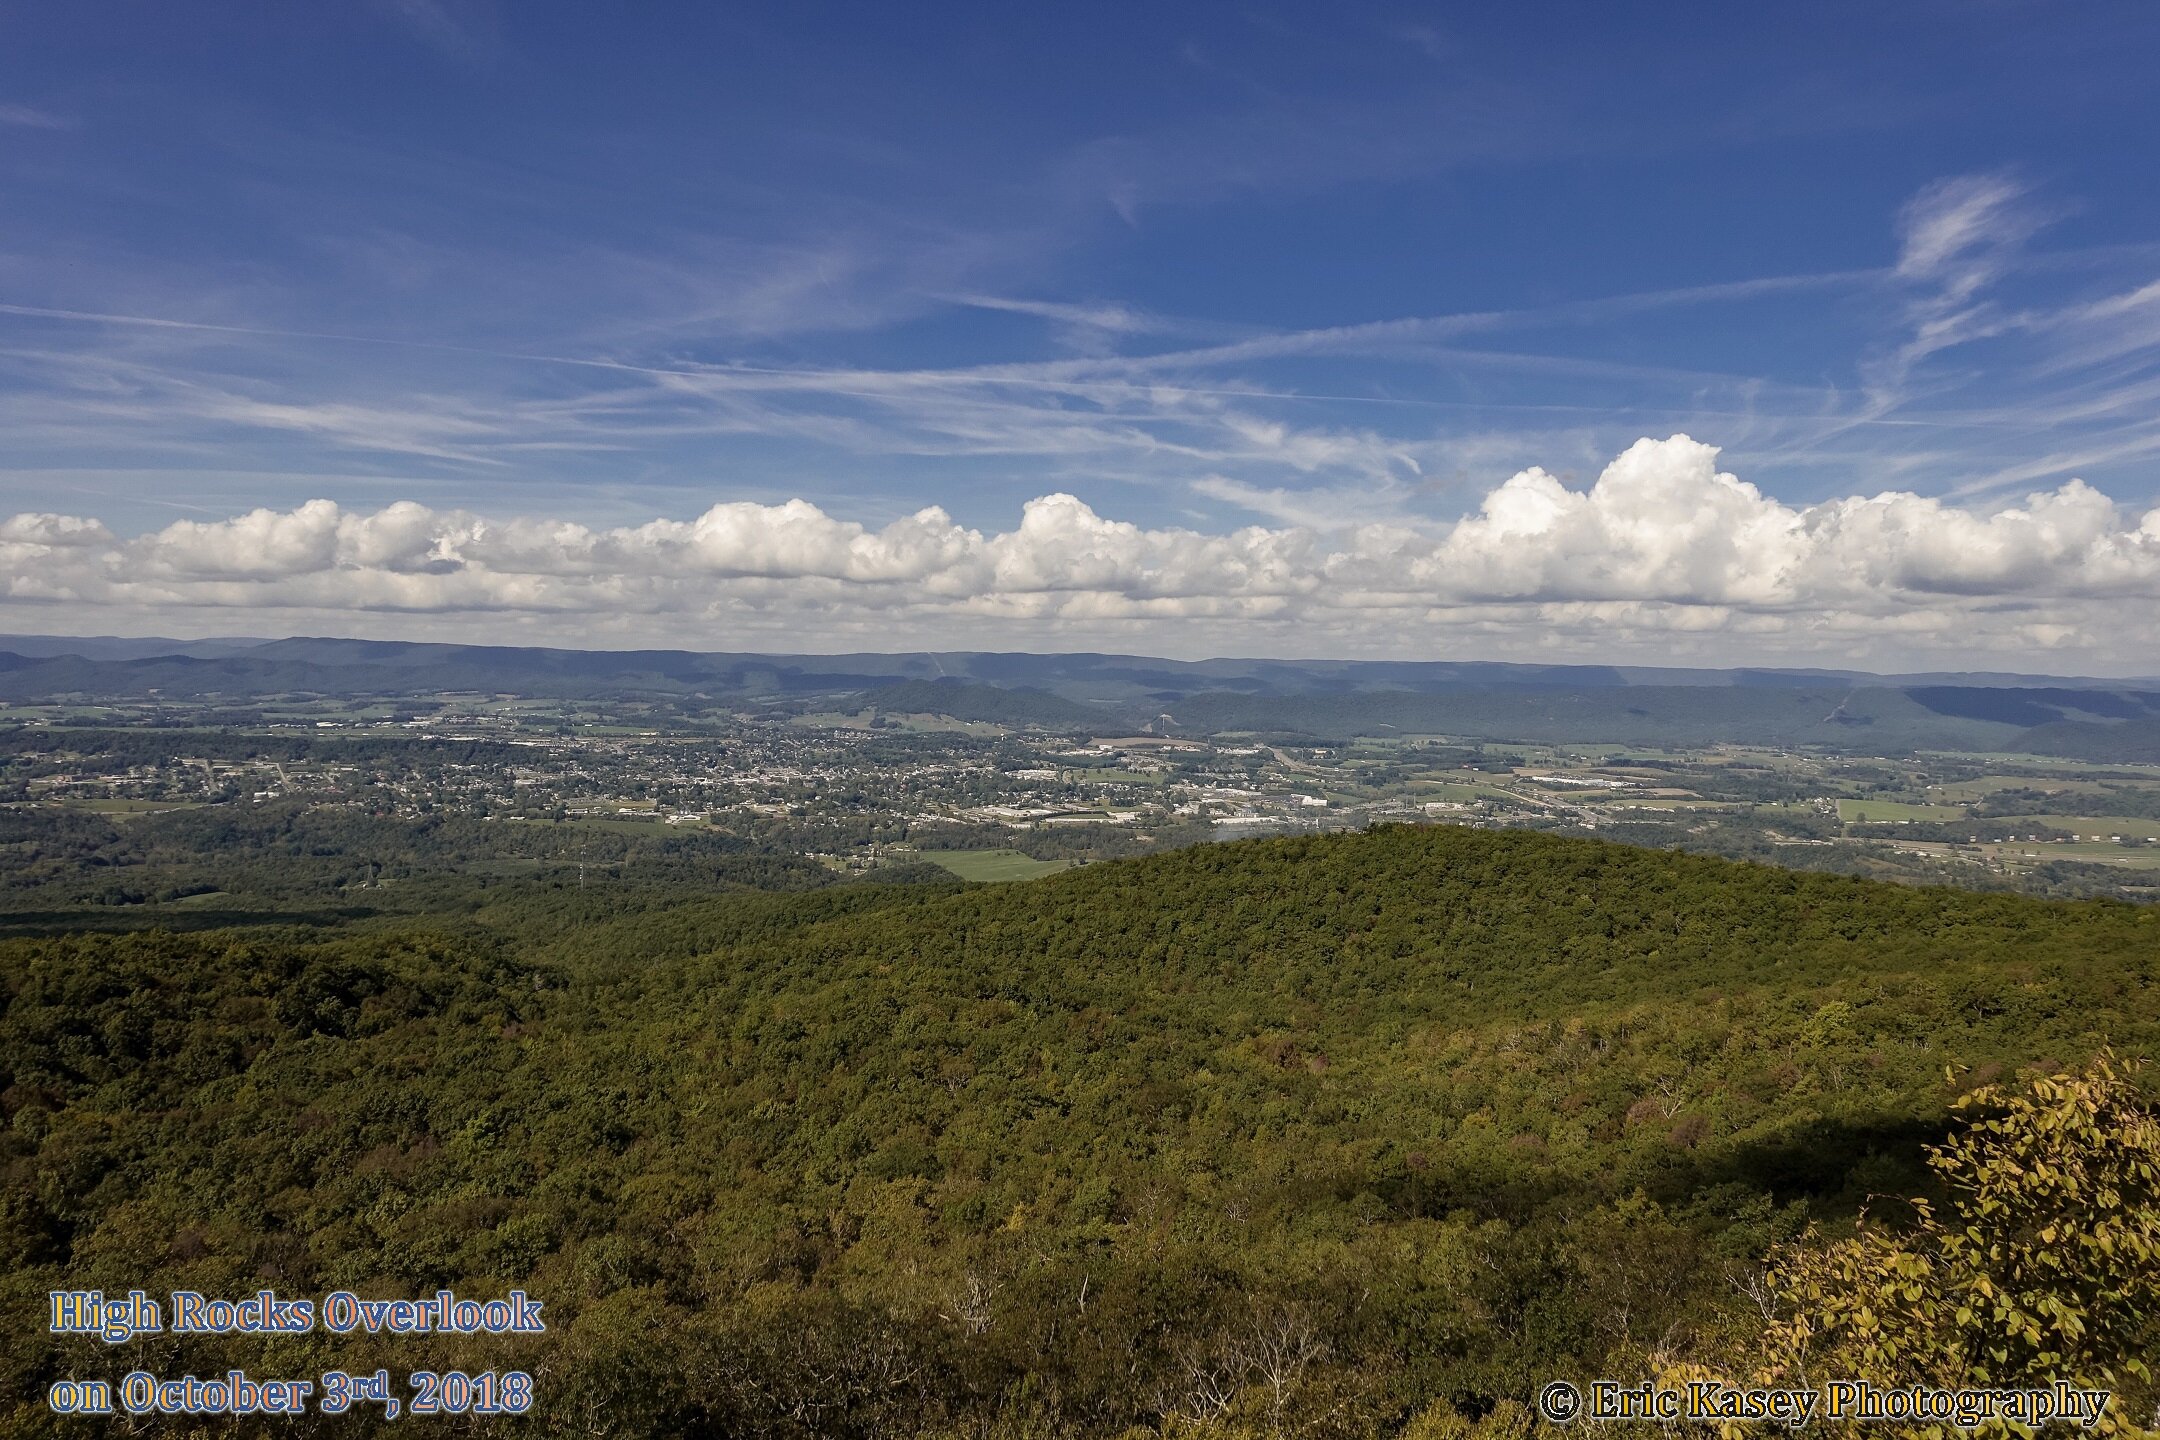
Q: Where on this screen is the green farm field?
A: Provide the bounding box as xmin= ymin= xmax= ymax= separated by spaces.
xmin=915 ymin=847 xmax=1077 ymax=881
xmin=1837 ymin=798 xmax=1969 ymax=823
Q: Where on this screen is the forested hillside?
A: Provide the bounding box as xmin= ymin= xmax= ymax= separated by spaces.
xmin=6 ymin=826 xmax=2159 ymax=1435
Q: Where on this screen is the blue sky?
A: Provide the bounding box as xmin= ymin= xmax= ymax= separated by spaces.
xmin=3 ymin=1 xmax=2160 ymax=667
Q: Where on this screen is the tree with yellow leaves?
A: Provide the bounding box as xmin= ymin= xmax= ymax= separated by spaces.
xmin=1748 ymin=1053 xmax=2160 ymax=1436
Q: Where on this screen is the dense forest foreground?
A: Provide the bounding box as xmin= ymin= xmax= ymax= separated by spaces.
xmin=7 ymin=825 xmax=2160 ymax=1436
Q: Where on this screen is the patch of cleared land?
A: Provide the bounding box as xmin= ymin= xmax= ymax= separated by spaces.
xmin=1837 ymin=798 xmax=1969 ymax=823
xmin=2026 ymin=815 xmax=2160 ymax=841
xmin=916 ymin=849 xmax=1075 ymax=882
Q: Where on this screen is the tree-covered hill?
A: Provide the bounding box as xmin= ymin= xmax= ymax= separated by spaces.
xmin=5 ymin=825 xmax=2158 ymax=1435
xmin=861 ymin=678 xmax=1106 ymax=728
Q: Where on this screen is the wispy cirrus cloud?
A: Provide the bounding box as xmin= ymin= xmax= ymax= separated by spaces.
xmin=943 ymin=294 xmax=1168 ymax=336
xmin=1866 ymin=172 xmax=2057 ymax=399
xmin=2 ymin=168 xmax=2157 ymax=554
xmin=0 ymin=103 xmax=73 ymax=130
xmin=370 ymin=0 xmax=497 ymax=64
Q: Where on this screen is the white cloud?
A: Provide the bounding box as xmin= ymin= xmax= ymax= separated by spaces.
xmin=0 ymin=103 xmax=72 ymax=130
xmin=1896 ymin=174 xmax=2037 ymax=284
xmin=143 ymin=500 xmax=345 ymax=579
xmin=0 ymin=512 xmax=110 ymax=546
xmin=372 ymin=0 xmax=495 ymax=63
xmin=7 ymin=169 xmax=2151 ymax=521
xmin=945 ymin=294 xmax=1163 ymax=336
xmin=5 ymin=436 xmax=2159 ymax=668
xmin=1868 ymin=173 xmax=2059 ymax=402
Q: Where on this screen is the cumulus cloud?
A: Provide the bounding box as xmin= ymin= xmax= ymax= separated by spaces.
xmin=0 ymin=513 xmax=111 ymax=546
xmin=5 ymin=436 xmax=2159 ymax=667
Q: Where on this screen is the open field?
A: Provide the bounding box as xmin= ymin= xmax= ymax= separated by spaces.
xmin=2028 ymin=815 xmax=2160 ymax=841
xmin=1986 ymin=842 xmax=2160 ymax=870
xmin=61 ymin=798 xmax=206 ymax=815
xmin=1837 ymin=798 xmax=1969 ymax=823
xmin=916 ymin=848 xmax=1077 ymax=881
xmin=1928 ymin=775 xmax=2129 ymax=801
xmin=1410 ymin=779 xmax=1517 ymax=801
xmin=1922 ymin=752 xmax=2160 ymax=775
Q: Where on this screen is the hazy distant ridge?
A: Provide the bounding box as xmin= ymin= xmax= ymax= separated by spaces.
xmin=3 ymin=635 xmax=2158 ymax=760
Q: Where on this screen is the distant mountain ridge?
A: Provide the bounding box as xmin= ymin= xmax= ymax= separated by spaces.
xmin=0 ymin=634 xmax=274 ymax=660
xmin=3 ymin=634 xmax=2158 ymax=759
xmin=3 ymin=632 xmax=2154 ymax=689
